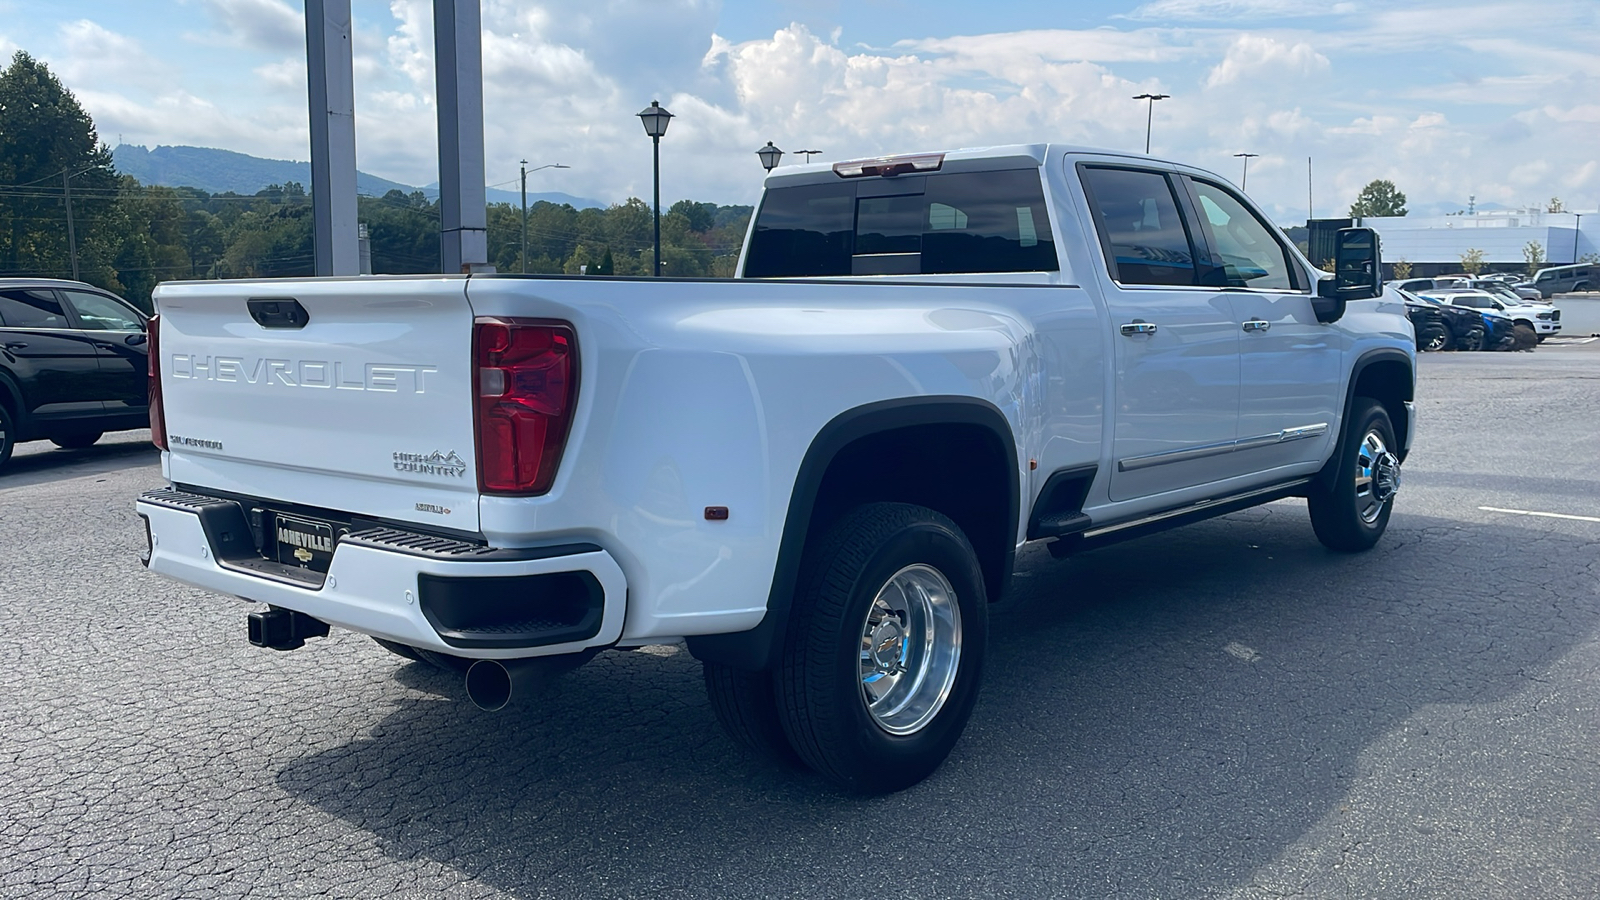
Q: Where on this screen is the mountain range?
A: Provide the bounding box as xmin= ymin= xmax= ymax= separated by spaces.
xmin=112 ymin=144 xmax=606 ymax=210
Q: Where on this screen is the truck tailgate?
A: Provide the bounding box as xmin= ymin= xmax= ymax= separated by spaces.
xmin=154 ymin=277 xmax=481 ymax=532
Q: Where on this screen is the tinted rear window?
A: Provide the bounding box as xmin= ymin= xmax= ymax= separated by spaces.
xmin=0 ymin=288 xmax=69 ymax=328
xmin=742 ymin=169 xmax=1057 ymax=277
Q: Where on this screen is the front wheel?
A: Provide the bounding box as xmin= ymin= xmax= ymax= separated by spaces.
xmin=1456 ymin=327 xmax=1485 ymax=352
xmin=777 ymin=502 xmax=988 ymax=794
xmin=1308 ymin=399 xmax=1401 ymax=552
xmin=1418 ymin=325 xmax=1449 ymax=352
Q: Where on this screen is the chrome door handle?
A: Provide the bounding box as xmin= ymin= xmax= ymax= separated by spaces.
xmin=1119 ymin=321 xmax=1158 ymax=336
xmin=1242 ymin=319 xmax=1271 ymax=333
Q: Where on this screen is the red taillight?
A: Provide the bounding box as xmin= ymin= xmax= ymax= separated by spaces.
xmin=474 ymin=318 xmax=577 ymax=495
xmin=147 ymin=313 xmax=167 ymax=451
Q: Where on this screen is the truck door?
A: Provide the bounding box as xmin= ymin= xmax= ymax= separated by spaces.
xmin=1180 ymin=177 xmax=1342 ymax=478
xmin=1077 ymin=164 xmax=1241 ymax=502
xmin=58 ymin=288 xmax=149 ymax=418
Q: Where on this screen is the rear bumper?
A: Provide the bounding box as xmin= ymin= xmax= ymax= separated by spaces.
xmin=136 ymin=488 xmax=627 ymax=659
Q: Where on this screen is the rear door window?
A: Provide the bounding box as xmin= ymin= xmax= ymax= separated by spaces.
xmin=0 ymin=288 xmax=70 ymax=329
xmin=1078 ymin=166 xmax=1199 ymax=286
xmin=743 ymin=169 xmax=1057 ymax=277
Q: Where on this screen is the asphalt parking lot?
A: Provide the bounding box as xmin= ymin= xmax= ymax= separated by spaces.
xmin=2 ymin=345 xmax=1597 ymax=899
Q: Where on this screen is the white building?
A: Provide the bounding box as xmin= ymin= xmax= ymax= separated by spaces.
xmin=1360 ymin=209 xmax=1598 ymax=274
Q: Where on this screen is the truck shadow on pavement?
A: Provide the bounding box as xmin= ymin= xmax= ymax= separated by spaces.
xmin=275 ymin=504 xmax=1599 ymax=898
xmin=1 ymin=439 xmax=158 ymax=490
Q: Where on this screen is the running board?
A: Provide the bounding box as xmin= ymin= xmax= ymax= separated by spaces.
xmin=1047 ymin=478 xmax=1312 ymax=558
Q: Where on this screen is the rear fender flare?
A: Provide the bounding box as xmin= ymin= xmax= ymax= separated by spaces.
xmin=685 ymin=396 xmax=1019 ymax=672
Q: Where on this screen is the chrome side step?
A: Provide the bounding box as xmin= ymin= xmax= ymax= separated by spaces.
xmin=1048 ymin=478 xmax=1312 ymax=558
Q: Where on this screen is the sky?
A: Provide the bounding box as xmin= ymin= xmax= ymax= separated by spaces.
xmin=1 ymin=0 xmax=1596 ymax=224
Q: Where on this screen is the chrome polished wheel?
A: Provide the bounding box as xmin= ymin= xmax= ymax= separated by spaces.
xmin=1422 ymin=329 xmax=1448 ymax=352
xmin=1354 ymin=430 xmax=1401 ymax=524
xmin=858 ymin=564 xmax=962 ymax=736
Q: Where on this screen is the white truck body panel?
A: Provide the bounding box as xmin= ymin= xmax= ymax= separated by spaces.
xmin=139 ymin=143 xmax=1415 ymax=661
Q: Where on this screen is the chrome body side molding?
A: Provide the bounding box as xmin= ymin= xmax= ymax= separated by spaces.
xmin=1116 ymin=423 xmax=1329 ymax=472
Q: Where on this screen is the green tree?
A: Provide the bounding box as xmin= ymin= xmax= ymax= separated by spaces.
xmin=1349 ymin=179 xmax=1408 ymax=218
xmin=1392 ymin=259 xmax=1412 ymax=280
xmin=1460 ymin=248 xmax=1485 ymax=275
xmin=1523 ymin=240 xmax=1545 ymax=276
xmin=1547 ymin=197 xmax=1564 ymax=213
xmin=0 ymin=50 xmax=119 ymax=287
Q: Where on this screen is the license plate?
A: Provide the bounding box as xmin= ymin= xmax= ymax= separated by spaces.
xmin=272 ymin=513 xmax=345 ymax=572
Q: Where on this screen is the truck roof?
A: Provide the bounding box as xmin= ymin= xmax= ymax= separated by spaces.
xmin=761 ymin=142 xmax=1190 ymax=188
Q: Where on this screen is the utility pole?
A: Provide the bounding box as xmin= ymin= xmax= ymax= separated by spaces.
xmin=1307 ymin=156 xmax=1313 ymax=219
xmin=518 ymin=161 xmax=566 ymax=274
xmin=520 ymin=159 xmax=528 ymax=273
xmin=62 ymin=169 xmax=79 ymax=280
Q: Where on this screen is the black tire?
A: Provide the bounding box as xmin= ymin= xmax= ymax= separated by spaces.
xmin=776 ymin=502 xmax=988 ymax=794
xmin=1511 ymin=323 xmax=1538 ymax=351
xmin=372 ymin=637 xmax=423 ymax=661
xmin=1308 ymin=399 xmax=1401 ymax=552
xmin=1417 ymin=325 xmax=1449 ymax=352
xmin=1536 ymin=334 xmax=1547 ymax=344
xmin=50 ymin=432 xmax=103 ymax=450
xmin=0 ymin=403 xmax=14 ymax=471
xmin=1456 ymin=327 xmax=1485 ymax=352
xmin=703 ymin=663 xmax=807 ymax=769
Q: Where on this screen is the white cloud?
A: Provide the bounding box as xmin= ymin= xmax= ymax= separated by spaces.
xmin=1205 ymin=34 xmax=1329 ymax=87
xmin=54 ymin=20 xmax=177 ymax=93
xmin=196 ymin=0 xmax=302 ymax=52
xmin=1125 ymin=0 xmax=1355 ymax=20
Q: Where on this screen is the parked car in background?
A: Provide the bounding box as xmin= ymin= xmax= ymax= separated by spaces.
xmin=1531 ymin=263 xmax=1598 ymax=298
xmin=1472 ymin=274 xmax=1544 ymax=301
xmin=1393 ymin=276 xmax=1472 ymax=294
xmin=1424 ymin=289 xmax=1560 ymax=344
xmin=0 ymin=278 xmax=150 ymax=470
xmin=1394 ymin=286 xmax=1503 ymax=351
xmin=1469 ymin=278 xmax=1545 ymax=303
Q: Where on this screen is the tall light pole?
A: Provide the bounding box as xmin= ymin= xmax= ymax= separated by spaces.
xmin=1234 ymin=152 xmax=1259 ymax=189
xmin=1574 ymin=212 xmax=1584 ymax=263
xmin=796 ymin=149 xmax=823 ymax=163
xmin=1133 ymin=92 xmax=1169 ymax=154
xmin=520 ymin=160 xmax=568 ymax=273
xmin=636 ymin=100 xmax=674 ymax=276
xmin=757 ymin=142 xmax=784 ymax=172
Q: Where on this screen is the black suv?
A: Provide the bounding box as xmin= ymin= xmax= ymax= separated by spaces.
xmin=0 ymin=279 xmax=149 ymax=469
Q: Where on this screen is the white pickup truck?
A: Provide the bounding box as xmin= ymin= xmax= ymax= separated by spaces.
xmin=137 ymin=144 xmax=1414 ymax=793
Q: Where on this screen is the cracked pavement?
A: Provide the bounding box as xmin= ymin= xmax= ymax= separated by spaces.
xmin=1 ymin=347 xmax=1597 ymax=898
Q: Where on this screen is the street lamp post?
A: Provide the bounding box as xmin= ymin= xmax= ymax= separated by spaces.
xmin=757 ymin=142 xmax=784 ymax=172
xmin=796 ymin=149 xmax=823 ymax=163
xmin=1574 ymin=212 xmax=1584 ymax=263
xmin=1234 ymin=152 xmax=1259 ymax=189
xmin=520 ymin=160 xmax=568 ymax=274
xmin=636 ymin=100 xmax=674 ymax=276
xmin=1132 ymin=92 xmax=1170 ymax=154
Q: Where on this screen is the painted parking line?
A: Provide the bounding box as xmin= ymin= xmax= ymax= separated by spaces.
xmin=1479 ymin=506 xmax=1600 ymax=524
xmin=1541 ymin=337 xmax=1599 ymax=345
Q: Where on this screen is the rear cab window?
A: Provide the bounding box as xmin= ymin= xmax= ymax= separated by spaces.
xmin=742 ymin=169 xmax=1058 ymax=278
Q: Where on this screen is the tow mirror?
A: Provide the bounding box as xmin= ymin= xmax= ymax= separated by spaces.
xmin=1314 ymin=227 xmax=1382 ymax=323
